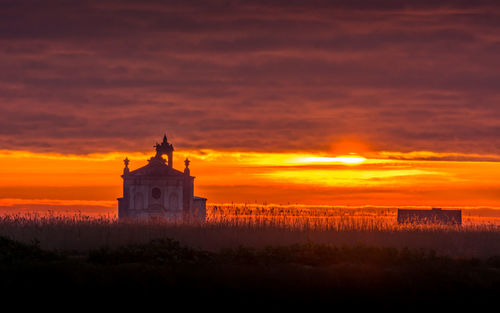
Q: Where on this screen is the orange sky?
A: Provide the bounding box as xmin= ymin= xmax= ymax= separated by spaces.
xmin=1 ymin=146 xmax=499 ymax=212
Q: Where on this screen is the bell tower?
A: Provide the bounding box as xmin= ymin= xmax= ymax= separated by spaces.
xmin=153 ymin=134 xmax=174 ymax=168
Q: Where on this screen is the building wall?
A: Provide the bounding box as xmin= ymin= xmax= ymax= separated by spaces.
xmin=397 ymin=209 xmax=462 ymax=225
xmin=118 ymin=173 xmax=205 ymax=221
xmin=192 ymin=198 xmax=207 ymax=220
xmin=120 ymin=176 xmax=188 ymax=218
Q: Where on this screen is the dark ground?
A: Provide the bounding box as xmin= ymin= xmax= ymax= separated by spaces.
xmin=1 ymin=235 xmax=499 ymax=310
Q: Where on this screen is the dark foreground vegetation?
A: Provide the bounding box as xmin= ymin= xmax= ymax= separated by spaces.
xmin=1 ymin=236 xmax=500 ymax=309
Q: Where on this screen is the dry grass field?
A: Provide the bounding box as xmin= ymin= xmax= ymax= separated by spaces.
xmin=2 ymin=204 xmax=500 ymax=307
xmin=1 ymin=204 xmax=500 ymax=258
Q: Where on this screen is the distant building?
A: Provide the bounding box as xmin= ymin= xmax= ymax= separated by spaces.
xmin=397 ymin=208 xmax=461 ymax=225
xmin=117 ymin=134 xmax=207 ymax=220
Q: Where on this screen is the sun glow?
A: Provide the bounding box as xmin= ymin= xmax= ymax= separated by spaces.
xmin=294 ymin=155 xmax=367 ymax=165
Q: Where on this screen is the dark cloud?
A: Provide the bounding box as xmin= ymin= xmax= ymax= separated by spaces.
xmin=0 ymin=1 xmax=499 ymax=154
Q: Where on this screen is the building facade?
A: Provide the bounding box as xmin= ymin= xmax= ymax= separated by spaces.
xmin=117 ymin=135 xmax=207 ymax=220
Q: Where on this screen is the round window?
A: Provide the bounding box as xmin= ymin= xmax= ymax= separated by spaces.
xmin=152 ymin=187 xmax=161 ymax=199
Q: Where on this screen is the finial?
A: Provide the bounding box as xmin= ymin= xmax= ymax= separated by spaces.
xmin=163 ymin=133 xmax=167 ymax=143
xmin=184 ymin=157 xmax=191 ymax=176
xmin=123 ymin=157 xmax=130 ymax=175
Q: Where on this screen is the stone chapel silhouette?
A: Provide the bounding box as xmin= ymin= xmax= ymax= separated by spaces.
xmin=117 ymin=134 xmax=207 ymax=219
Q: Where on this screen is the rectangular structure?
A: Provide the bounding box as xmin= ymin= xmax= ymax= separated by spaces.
xmin=397 ymin=208 xmax=461 ymax=225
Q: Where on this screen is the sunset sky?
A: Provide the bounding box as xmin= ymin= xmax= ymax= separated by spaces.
xmin=1 ymin=1 xmax=500 ymax=213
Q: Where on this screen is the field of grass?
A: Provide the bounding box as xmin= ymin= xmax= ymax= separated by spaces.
xmin=2 ymin=205 xmax=500 ymax=307
xmin=1 ymin=205 xmax=500 ymax=257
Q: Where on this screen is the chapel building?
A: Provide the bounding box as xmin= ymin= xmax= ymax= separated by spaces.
xmin=117 ymin=135 xmax=207 ymax=219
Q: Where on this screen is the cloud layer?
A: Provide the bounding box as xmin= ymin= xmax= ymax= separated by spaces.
xmin=1 ymin=0 xmax=500 ymax=155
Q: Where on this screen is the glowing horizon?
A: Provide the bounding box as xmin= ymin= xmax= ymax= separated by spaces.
xmin=1 ymin=147 xmax=500 ymax=211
